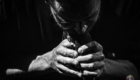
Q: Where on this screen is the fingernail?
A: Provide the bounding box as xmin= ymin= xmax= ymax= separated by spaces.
xmin=78 ymin=48 xmax=83 ymax=53
xmin=78 ymin=45 xmax=88 ymax=53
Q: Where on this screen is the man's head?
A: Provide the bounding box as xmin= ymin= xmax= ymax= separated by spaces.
xmin=47 ymin=0 xmax=101 ymax=34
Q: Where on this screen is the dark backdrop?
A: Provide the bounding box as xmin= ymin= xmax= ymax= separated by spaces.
xmin=0 ymin=0 xmax=140 ymax=78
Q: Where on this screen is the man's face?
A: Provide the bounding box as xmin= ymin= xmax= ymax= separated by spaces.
xmin=50 ymin=6 xmax=99 ymax=35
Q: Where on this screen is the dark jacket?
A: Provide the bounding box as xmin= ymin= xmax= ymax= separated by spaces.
xmin=1 ymin=0 xmax=140 ymax=80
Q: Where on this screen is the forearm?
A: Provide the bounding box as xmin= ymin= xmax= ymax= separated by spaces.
xmin=27 ymin=51 xmax=55 ymax=76
xmin=5 ymin=51 xmax=54 ymax=79
xmin=28 ymin=51 xmax=53 ymax=72
xmin=99 ymin=58 xmax=139 ymax=80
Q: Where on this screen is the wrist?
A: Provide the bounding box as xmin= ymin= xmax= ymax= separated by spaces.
xmin=28 ymin=51 xmax=53 ymax=72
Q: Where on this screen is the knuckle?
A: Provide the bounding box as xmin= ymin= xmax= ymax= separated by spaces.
xmin=95 ymin=52 xmax=105 ymax=61
xmin=55 ymin=50 xmax=59 ymax=55
xmin=95 ymin=61 xmax=105 ymax=69
xmin=101 ymin=53 xmax=105 ymax=58
xmin=96 ymin=43 xmax=103 ymax=51
xmin=75 ymin=72 xmax=82 ymax=77
xmin=62 ymin=58 xmax=66 ymax=64
xmin=55 ymin=47 xmax=61 ymax=54
xmin=73 ymin=51 xmax=78 ymax=57
xmin=57 ymin=47 xmax=67 ymax=56
xmin=90 ymin=54 xmax=94 ymax=59
xmin=73 ymin=60 xmax=78 ymax=65
xmin=95 ymin=69 xmax=103 ymax=77
xmin=62 ymin=39 xmax=68 ymax=43
xmin=55 ymin=56 xmax=60 ymax=62
xmin=63 ymin=39 xmax=70 ymax=45
xmin=65 ymin=68 xmax=69 ymax=73
xmin=90 ymin=63 xmax=94 ymax=67
xmin=83 ymin=72 xmax=88 ymax=76
xmin=71 ymin=70 xmax=82 ymax=77
xmin=83 ymin=71 xmax=89 ymax=76
xmin=98 ymin=52 xmax=105 ymax=61
xmin=91 ymin=41 xmax=103 ymax=51
xmin=101 ymin=54 xmax=105 ymax=60
xmin=65 ymin=49 xmax=71 ymax=56
xmin=66 ymin=50 xmax=77 ymax=57
xmin=101 ymin=61 xmax=105 ymax=67
xmin=90 ymin=41 xmax=97 ymax=47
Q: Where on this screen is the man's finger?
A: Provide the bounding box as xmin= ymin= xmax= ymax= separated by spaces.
xmin=78 ymin=41 xmax=103 ymax=54
xmin=78 ymin=45 xmax=88 ymax=54
xmin=83 ymin=70 xmax=97 ymax=76
xmin=61 ymin=39 xmax=75 ymax=47
xmin=76 ymin=52 xmax=105 ymax=62
xmin=80 ymin=63 xmax=94 ymax=70
xmin=56 ymin=55 xmax=79 ymax=66
xmin=83 ymin=68 xmax=103 ymax=77
xmin=56 ymin=64 xmax=82 ymax=77
xmin=56 ymin=46 xmax=78 ymax=57
xmin=82 ymin=69 xmax=103 ymax=77
xmin=80 ymin=61 xmax=105 ymax=70
xmin=75 ymin=54 xmax=93 ymax=62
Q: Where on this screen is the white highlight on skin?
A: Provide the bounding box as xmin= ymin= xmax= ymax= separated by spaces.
xmin=74 ymin=23 xmax=88 ymax=34
xmin=6 ymin=69 xmax=24 ymax=75
xmin=78 ymin=45 xmax=88 ymax=54
xmin=54 ymin=0 xmax=63 ymax=12
xmin=83 ymin=70 xmax=97 ymax=75
xmin=80 ymin=63 xmax=94 ymax=69
xmin=82 ymin=25 xmax=88 ymax=33
xmin=112 ymin=53 xmax=115 ymax=57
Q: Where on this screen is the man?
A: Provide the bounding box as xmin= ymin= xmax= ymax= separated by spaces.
xmin=1 ymin=0 xmax=139 ymax=80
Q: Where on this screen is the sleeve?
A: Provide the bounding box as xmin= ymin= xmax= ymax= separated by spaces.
xmin=99 ymin=58 xmax=139 ymax=80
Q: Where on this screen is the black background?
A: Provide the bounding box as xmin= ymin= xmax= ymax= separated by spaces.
xmin=0 ymin=0 xmax=140 ymax=79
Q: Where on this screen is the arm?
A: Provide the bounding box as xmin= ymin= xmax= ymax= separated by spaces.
xmin=99 ymin=58 xmax=139 ymax=80
xmin=28 ymin=51 xmax=53 ymax=73
xmin=5 ymin=39 xmax=82 ymax=79
xmin=5 ymin=51 xmax=54 ymax=79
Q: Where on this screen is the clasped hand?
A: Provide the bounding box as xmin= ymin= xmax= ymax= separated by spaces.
xmin=49 ymin=39 xmax=105 ymax=78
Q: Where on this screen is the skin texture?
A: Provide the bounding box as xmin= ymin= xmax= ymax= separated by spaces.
xmin=28 ymin=39 xmax=81 ymax=77
xmin=28 ymin=37 xmax=105 ymax=78
xmin=27 ymin=39 xmax=139 ymax=80
xmin=76 ymin=41 xmax=105 ymax=77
